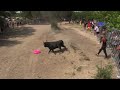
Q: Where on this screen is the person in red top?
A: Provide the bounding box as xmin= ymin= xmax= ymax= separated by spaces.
xmin=117 ymin=45 xmax=120 ymax=50
xmin=96 ymin=35 xmax=108 ymax=58
xmin=87 ymin=21 xmax=91 ymax=30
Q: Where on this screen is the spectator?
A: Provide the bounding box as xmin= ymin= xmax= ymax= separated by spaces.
xmin=83 ymin=21 xmax=87 ymax=30
xmin=94 ymin=24 xmax=100 ymax=37
xmin=87 ymin=21 xmax=91 ymax=31
xmin=96 ymin=35 xmax=108 ymax=58
xmin=91 ymin=21 xmax=95 ymax=31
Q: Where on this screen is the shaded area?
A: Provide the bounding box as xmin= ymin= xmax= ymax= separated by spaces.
xmin=49 ymin=48 xmax=69 ymax=55
xmin=27 ymin=19 xmax=50 ymax=25
xmin=0 ymin=39 xmax=22 ymax=47
xmin=70 ymin=43 xmax=80 ymax=53
xmin=28 ymin=23 xmax=50 ymax=25
xmin=0 ymin=26 xmax=36 ymax=47
xmin=0 ymin=26 xmax=36 ymax=39
xmin=51 ymin=25 xmax=68 ymax=34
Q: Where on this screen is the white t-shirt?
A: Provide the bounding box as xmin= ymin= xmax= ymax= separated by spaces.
xmin=92 ymin=21 xmax=94 ymax=25
xmin=94 ymin=26 xmax=99 ymax=32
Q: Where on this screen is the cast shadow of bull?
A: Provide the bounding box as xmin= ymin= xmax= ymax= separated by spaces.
xmin=49 ymin=47 xmax=69 ymax=55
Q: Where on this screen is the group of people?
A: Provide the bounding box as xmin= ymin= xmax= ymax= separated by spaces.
xmin=82 ymin=19 xmax=120 ymax=60
xmin=83 ymin=20 xmax=94 ymax=30
xmin=0 ymin=17 xmax=23 ymax=33
xmin=81 ymin=19 xmax=108 ymax=58
xmin=6 ymin=18 xmax=23 ymax=28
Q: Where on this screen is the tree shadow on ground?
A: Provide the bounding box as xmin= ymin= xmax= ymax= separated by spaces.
xmin=28 ymin=23 xmax=50 ymax=25
xmin=28 ymin=21 xmax=50 ymax=25
xmin=58 ymin=26 xmax=74 ymax=31
xmin=0 ymin=39 xmax=22 ymax=47
xmin=0 ymin=26 xmax=36 ymax=47
xmin=0 ymin=26 xmax=36 ymax=39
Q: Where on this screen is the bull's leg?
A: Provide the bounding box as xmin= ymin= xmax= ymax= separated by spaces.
xmin=62 ymin=44 xmax=65 ymax=48
xmin=48 ymin=49 xmax=51 ymax=54
xmin=59 ymin=46 xmax=62 ymax=50
xmin=62 ymin=44 xmax=67 ymax=50
xmin=52 ymin=49 xmax=54 ymax=52
xmin=52 ymin=49 xmax=56 ymax=55
xmin=59 ymin=46 xmax=63 ymax=53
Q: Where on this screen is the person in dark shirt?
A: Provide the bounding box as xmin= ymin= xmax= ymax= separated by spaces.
xmin=118 ymin=52 xmax=120 ymax=60
xmin=84 ymin=21 xmax=87 ymax=30
xmin=96 ymin=35 xmax=108 ymax=58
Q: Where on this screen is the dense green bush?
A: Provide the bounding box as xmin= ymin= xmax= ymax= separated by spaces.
xmin=73 ymin=11 xmax=120 ymax=30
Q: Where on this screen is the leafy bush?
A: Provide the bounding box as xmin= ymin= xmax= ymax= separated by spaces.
xmin=95 ymin=65 xmax=113 ymax=79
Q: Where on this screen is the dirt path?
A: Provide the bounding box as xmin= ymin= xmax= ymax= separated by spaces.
xmin=0 ymin=24 xmax=118 ymax=79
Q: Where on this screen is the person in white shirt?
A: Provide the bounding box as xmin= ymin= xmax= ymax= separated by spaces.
xmin=95 ymin=25 xmax=100 ymax=34
xmin=94 ymin=24 xmax=98 ymax=35
xmin=94 ymin=25 xmax=100 ymax=44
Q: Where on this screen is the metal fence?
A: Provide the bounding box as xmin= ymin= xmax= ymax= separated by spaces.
xmin=95 ymin=26 xmax=120 ymax=77
xmin=96 ymin=27 xmax=120 ymax=73
xmin=106 ymin=30 xmax=120 ymax=67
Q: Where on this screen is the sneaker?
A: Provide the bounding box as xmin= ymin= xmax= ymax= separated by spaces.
xmin=96 ymin=54 xmax=99 ymax=56
xmin=104 ymin=56 xmax=108 ymax=59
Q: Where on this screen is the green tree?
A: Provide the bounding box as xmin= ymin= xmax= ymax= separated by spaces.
xmin=19 ymin=11 xmax=73 ymax=29
xmin=72 ymin=11 xmax=120 ymax=30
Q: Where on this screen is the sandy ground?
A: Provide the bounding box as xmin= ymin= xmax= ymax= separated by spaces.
xmin=0 ymin=24 xmax=118 ymax=79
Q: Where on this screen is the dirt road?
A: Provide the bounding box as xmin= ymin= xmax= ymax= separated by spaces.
xmin=0 ymin=24 xmax=118 ymax=79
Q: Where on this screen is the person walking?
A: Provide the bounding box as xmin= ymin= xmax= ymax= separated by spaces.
xmin=96 ymin=35 xmax=108 ymax=58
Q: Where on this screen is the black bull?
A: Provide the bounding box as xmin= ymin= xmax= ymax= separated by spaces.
xmin=43 ymin=40 xmax=67 ymax=54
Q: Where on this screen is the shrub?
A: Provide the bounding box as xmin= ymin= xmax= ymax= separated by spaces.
xmin=94 ymin=64 xmax=113 ymax=79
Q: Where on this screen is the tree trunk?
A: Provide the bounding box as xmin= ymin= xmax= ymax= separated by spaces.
xmin=69 ymin=20 xmax=70 ymax=24
xmin=51 ymin=20 xmax=59 ymax=30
